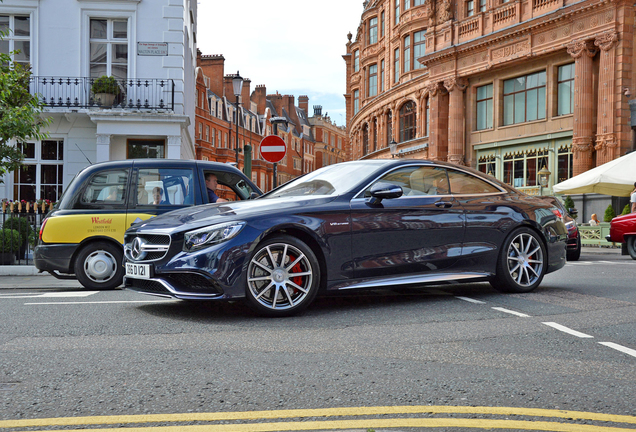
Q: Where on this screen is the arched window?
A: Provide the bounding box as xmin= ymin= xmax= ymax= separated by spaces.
xmin=399 ymin=101 xmax=416 ymax=142
xmin=363 ymin=124 xmax=369 ymax=155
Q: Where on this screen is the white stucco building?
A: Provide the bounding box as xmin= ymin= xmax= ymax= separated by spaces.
xmin=0 ymin=0 xmax=197 ymax=201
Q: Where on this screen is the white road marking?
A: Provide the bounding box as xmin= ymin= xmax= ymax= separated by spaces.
xmin=455 ymin=296 xmax=486 ymax=304
xmin=598 ymin=342 xmax=636 ymax=358
xmin=40 ymin=291 xmax=99 ymax=297
xmin=542 ymin=322 xmax=594 ymax=338
xmin=491 ymin=307 xmax=531 ymax=317
xmin=24 ymin=300 xmax=174 ymax=305
xmin=0 ymin=291 xmax=98 ymax=299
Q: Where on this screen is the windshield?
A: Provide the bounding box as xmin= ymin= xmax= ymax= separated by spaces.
xmin=265 ymin=162 xmax=384 ymax=198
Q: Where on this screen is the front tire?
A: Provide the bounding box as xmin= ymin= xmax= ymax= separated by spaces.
xmin=75 ymin=241 xmax=124 ymax=290
xmin=245 ymin=235 xmax=320 ymax=317
xmin=490 ymin=227 xmax=546 ymax=293
xmin=626 ymin=236 xmax=636 ymax=260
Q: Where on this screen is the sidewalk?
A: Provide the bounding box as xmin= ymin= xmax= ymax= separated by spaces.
xmin=0 ymin=246 xmax=623 ymax=290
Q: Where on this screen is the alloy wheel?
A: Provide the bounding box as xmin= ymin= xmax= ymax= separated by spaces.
xmin=247 ymin=242 xmax=314 ymax=311
xmin=505 ymin=232 xmax=544 ymax=287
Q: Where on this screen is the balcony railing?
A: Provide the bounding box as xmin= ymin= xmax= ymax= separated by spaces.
xmin=30 ymin=77 xmax=175 ymax=111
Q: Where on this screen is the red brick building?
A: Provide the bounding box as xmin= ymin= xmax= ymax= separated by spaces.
xmin=195 ymin=52 xmax=339 ymax=191
xmin=309 ymin=106 xmax=348 ymax=169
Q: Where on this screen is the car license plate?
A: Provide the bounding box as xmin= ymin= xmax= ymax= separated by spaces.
xmin=126 ymin=263 xmax=151 ymax=279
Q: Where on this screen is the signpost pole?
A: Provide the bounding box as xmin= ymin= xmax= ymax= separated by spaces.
xmin=273 ymin=163 xmax=277 ymax=189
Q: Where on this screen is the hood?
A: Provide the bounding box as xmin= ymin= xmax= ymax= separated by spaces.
xmin=129 ymin=195 xmax=338 ymax=234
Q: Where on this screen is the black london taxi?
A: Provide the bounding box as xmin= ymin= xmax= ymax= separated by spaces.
xmin=34 ymin=159 xmax=261 ymax=290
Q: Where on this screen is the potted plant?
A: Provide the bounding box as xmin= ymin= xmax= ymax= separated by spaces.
xmin=91 ymin=75 xmax=120 ymax=107
xmin=3 ymin=216 xmax=32 ymax=260
xmin=0 ymin=228 xmax=21 ymax=265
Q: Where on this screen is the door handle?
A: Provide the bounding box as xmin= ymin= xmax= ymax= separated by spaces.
xmin=435 ymin=201 xmax=453 ymax=208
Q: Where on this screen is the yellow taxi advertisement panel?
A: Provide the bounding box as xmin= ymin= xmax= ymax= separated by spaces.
xmin=42 ymin=214 xmax=127 ymax=244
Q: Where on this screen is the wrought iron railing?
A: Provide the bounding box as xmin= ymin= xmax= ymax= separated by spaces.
xmin=1 ymin=201 xmax=53 ymax=266
xmin=29 ymin=77 xmax=175 ymax=110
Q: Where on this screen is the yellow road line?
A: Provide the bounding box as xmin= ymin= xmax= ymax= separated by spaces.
xmin=12 ymin=418 xmax=636 ymax=432
xmin=2 ymin=405 xmax=636 ymax=429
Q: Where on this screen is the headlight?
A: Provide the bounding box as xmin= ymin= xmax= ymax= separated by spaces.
xmin=183 ymin=221 xmax=246 ymax=251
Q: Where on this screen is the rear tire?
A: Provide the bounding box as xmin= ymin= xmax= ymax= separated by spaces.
xmin=75 ymin=241 xmax=124 ymax=290
xmin=627 ymin=237 xmax=636 ymax=260
xmin=490 ymin=227 xmax=546 ymax=293
xmin=566 ymin=236 xmax=581 ymax=261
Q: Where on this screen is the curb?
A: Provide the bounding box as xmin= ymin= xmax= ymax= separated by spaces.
xmin=0 ymin=265 xmax=43 ymax=276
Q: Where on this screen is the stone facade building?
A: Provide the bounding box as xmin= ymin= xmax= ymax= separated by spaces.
xmin=344 ymin=0 xmax=636 ymax=198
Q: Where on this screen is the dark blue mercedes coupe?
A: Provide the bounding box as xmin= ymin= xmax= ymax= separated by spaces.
xmin=123 ymin=159 xmax=568 ymax=316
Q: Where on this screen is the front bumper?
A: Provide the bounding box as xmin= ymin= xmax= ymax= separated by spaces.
xmin=34 ymin=243 xmax=79 ymax=274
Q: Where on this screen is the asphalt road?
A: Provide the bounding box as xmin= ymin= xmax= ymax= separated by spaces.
xmin=1 ymin=250 xmax=635 ymax=431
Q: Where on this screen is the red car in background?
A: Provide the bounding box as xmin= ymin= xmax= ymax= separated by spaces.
xmin=606 ymin=212 xmax=636 ymax=260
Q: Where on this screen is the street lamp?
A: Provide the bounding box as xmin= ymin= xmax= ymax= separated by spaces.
xmin=389 ymin=139 xmax=398 ymax=158
xmin=232 ymin=71 xmax=243 ymax=165
xmin=538 ymin=164 xmax=551 ymax=196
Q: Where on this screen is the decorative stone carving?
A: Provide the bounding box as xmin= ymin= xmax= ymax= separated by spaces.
xmin=448 ymin=154 xmax=465 ymax=165
xmin=595 ymin=31 xmax=618 ymax=51
xmin=426 ymin=81 xmax=443 ymax=96
xmin=437 ymin=0 xmax=452 ymax=24
xmin=567 ymin=40 xmax=597 ymax=59
xmin=443 ymin=77 xmax=468 ymax=92
xmin=572 ymin=136 xmax=594 ymax=153
xmin=424 ymin=0 xmax=436 ymax=26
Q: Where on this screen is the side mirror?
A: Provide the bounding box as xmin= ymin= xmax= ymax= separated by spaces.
xmin=368 ymin=182 xmax=403 ymax=205
xmin=249 ymin=192 xmax=260 ymax=200
xmin=568 ymin=208 xmax=578 ymax=216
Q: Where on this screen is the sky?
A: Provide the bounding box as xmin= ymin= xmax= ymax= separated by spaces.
xmin=196 ymin=1 xmax=364 ymax=127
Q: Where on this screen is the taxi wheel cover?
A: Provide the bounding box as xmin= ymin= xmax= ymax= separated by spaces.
xmin=75 ymin=241 xmax=124 ymax=290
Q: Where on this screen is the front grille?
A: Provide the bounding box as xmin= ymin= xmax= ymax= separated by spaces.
xmin=163 ymin=273 xmax=222 ymax=295
xmin=127 ymin=278 xmax=170 ymax=295
xmin=125 ymin=233 xmax=171 ymax=262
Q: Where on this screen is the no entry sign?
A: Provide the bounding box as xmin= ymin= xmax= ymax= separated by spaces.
xmin=259 ymin=135 xmax=287 ymax=164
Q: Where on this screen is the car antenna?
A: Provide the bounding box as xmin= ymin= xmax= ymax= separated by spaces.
xmin=75 ymin=143 xmax=93 ymax=164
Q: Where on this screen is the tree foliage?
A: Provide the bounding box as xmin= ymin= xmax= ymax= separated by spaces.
xmin=0 ymin=27 xmax=51 ymax=183
xmin=562 ymin=195 xmax=577 ymax=220
xmin=604 ymin=204 xmax=616 ymax=222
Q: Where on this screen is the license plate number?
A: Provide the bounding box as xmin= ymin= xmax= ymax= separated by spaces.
xmin=126 ymin=263 xmax=151 ymax=279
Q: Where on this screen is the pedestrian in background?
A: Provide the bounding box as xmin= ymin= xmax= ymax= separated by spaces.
xmin=589 ymin=214 xmax=599 ymax=226
xmin=631 ymin=182 xmax=636 ymax=213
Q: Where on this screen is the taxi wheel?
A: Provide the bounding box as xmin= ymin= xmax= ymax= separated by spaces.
xmin=75 ymin=241 xmax=124 ymax=290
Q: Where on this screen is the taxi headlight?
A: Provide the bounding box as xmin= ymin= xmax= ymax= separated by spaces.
xmin=183 ymin=221 xmax=246 ymax=252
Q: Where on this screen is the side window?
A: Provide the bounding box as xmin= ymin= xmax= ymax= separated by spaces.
xmin=364 ymin=166 xmax=449 ymax=197
xmin=447 ymin=169 xmax=501 ymax=194
xmin=78 ymin=169 xmax=129 ymax=206
xmin=135 ymin=168 xmax=194 ymax=206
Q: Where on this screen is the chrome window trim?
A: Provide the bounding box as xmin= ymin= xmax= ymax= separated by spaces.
xmin=352 ymin=163 xmax=506 ymax=201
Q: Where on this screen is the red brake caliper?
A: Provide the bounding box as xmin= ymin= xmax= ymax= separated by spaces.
xmin=289 ymin=254 xmax=303 ymax=294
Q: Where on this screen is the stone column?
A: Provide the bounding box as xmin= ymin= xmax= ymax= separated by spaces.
xmin=427 ymin=81 xmax=449 ymax=161
xmin=167 ymin=135 xmax=182 ymax=159
xmin=567 ymin=39 xmax=598 ymax=176
xmin=95 ymin=134 xmax=111 ymax=163
xmin=444 ymin=77 xmax=468 ymax=165
xmin=594 ymin=31 xmax=619 ymax=166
